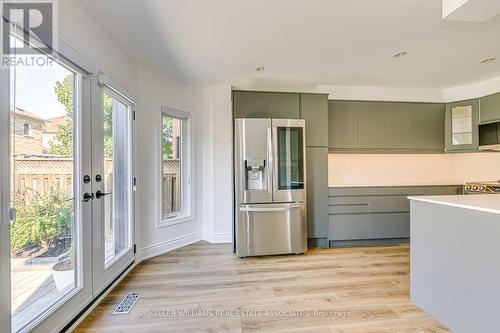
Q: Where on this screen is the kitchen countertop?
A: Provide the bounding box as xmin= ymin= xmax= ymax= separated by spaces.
xmin=408 ymin=194 xmax=500 ymax=215
xmin=331 ymin=184 xmax=462 ymax=188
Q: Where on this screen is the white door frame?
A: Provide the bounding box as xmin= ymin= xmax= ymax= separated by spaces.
xmin=1 ymin=67 xmax=12 ymax=333
xmin=91 ymin=79 xmax=136 ymax=295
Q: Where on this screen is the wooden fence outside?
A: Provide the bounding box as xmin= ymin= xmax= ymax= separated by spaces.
xmin=162 ymin=159 xmax=181 ymax=215
xmin=13 ymin=158 xmax=113 ymax=201
xmin=13 ymin=158 xmax=180 ymax=218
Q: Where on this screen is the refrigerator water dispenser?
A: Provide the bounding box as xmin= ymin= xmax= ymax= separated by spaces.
xmin=245 ymin=158 xmax=266 ymax=190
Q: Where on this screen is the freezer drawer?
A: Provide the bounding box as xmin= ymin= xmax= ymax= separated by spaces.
xmin=236 ymin=203 xmax=307 ymax=257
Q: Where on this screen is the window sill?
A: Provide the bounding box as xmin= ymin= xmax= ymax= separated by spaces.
xmin=158 ymin=214 xmax=194 ymax=228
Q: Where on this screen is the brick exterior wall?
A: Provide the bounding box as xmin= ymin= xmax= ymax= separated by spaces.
xmin=14 ymin=112 xmax=46 ymax=154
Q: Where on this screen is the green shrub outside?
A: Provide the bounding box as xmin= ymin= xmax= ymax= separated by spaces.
xmin=10 ymin=188 xmax=72 ymax=252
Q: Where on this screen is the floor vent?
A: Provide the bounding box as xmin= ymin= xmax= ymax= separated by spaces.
xmin=112 ymin=292 xmax=141 ymax=315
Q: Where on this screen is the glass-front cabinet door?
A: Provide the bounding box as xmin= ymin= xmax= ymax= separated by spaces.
xmin=272 ymin=119 xmax=306 ymax=203
xmin=445 ymin=99 xmax=480 ymax=152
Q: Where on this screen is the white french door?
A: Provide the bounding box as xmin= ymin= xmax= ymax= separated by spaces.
xmin=1 ymin=60 xmax=135 ymax=333
xmin=91 ymin=83 xmax=135 ymax=295
xmin=4 ymin=51 xmax=94 ymax=333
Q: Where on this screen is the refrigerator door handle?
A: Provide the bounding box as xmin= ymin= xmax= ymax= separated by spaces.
xmin=239 ymin=203 xmax=304 ymax=212
xmin=267 ymin=126 xmax=273 ymax=195
xmin=272 ymin=124 xmax=278 ymax=194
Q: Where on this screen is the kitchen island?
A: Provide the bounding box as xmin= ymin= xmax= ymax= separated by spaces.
xmin=409 ymin=194 xmax=500 ymax=333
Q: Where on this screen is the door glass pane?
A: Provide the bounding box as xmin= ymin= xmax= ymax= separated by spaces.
xmin=277 ymin=127 xmax=304 ymax=190
xmin=10 ymin=51 xmax=80 ymax=331
xmin=161 ymin=115 xmax=182 ymax=217
xmin=103 ymin=92 xmax=132 ymax=265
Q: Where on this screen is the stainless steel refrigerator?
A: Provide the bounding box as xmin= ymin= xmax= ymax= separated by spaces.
xmin=234 ymin=118 xmax=307 ymax=257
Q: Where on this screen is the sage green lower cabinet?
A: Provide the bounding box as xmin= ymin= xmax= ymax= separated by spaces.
xmin=233 ymin=91 xmax=268 ymax=118
xmin=480 ymin=92 xmax=500 ymax=124
xmin=306 ymin=147 xmax=329 ymax=243
xmin=268 ymin=92 xmax=300 ymax=119
xmin=445 ymin=99 xmax=479 ymax=152
xmin=328 ymin=185 xmax=462 ymax=245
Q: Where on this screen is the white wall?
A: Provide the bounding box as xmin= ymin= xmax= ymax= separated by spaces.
xmin=59 ymin=0 xmax=209 ymax=258
xmin=201 ymin=85 xmax=233 ymax=243
xmin=59 ymin=0 xmax=138 ymax=96
xmin=136 ymin=67 xmax=206 ymax=259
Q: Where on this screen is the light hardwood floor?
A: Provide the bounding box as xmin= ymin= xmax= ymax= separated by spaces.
xmin=75 ymin=242 xmax=450 ymax=333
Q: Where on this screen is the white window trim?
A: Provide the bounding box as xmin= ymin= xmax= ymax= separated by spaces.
xmin=158 ymin=106 xmax=194 ymax=227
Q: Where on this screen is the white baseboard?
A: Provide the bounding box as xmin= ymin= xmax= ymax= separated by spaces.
xmin=203 ymin=231 xmax=232 ymax=243
xmin=138 ymin=231 xmax=204 ymax=261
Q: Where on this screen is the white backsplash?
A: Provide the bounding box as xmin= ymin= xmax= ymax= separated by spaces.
xmin=329 ymin=152 xmax=500 ymax=187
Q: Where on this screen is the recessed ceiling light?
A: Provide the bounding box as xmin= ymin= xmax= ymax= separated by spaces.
xmin=480 ymin=57 xmax=496 ymax=64
xmin=255 ymin=66 xmax=266 ymax=72
xmin=393 ymin=51 xmax=407 ymax=59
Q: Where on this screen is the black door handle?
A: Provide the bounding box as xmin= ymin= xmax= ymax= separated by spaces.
xmin=83 ymin=192 xmax=94 ymax=202
xmin=95 ymin=190 xmax=112 ymax=199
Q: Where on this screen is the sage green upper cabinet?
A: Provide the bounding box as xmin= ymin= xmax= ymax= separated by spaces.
xmin=329 ymin=100 xmax=445 ymax=152
xmin=328 ymin=101 xmax=359 ymax=150
xmin=233 ymin=91 xmax=268 ymax=118
xmin=412 ymin=103 xmax=445 ymax=149
xmin=480 ymin=92 xmax=500 ymax=124
xmin=358 ymin=102 xmax=386 ymax=149
xmin=385 ymin=103 xmax=444 ymax=151
xmin=445 ymin=99 xmax=479 ymax=152
xmin=233 ymin=91 xmax=300 ymax=119
xmin=268 ymin=93 xmax=300 ymax=119
xmin=300 ymin=94 xmax=328 ymax=147
xmin=385 ymin=102 xmax=412 ymax=149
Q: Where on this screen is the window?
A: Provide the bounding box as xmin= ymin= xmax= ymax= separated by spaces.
xmin=23 ymin=123 xmax=32 ymax=136
xmin=160 ymin=107 xmax=192 ymax=224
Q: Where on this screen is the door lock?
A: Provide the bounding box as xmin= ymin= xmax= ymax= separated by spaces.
xmin=83 ymin=175 xmax=91 ymax=184
xmin=95 ymin=174 xmax=102 ymax=182
xmin=83 ymin=192 xmax=94 ymax=202
xmin=95 ymin=190 xmax=112 ymax=199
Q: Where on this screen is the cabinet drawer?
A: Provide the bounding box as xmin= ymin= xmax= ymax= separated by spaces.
xmin=369 ymin=213 xmax=410 ymax=239
xmin=328 ymin=214 xmax=370 ymax=240
xmin=329 ymin=195 xmax=410 ymax=214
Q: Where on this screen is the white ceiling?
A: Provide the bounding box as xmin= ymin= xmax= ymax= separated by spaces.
xmin=80 ymin=0 xmax=500 ymax=89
